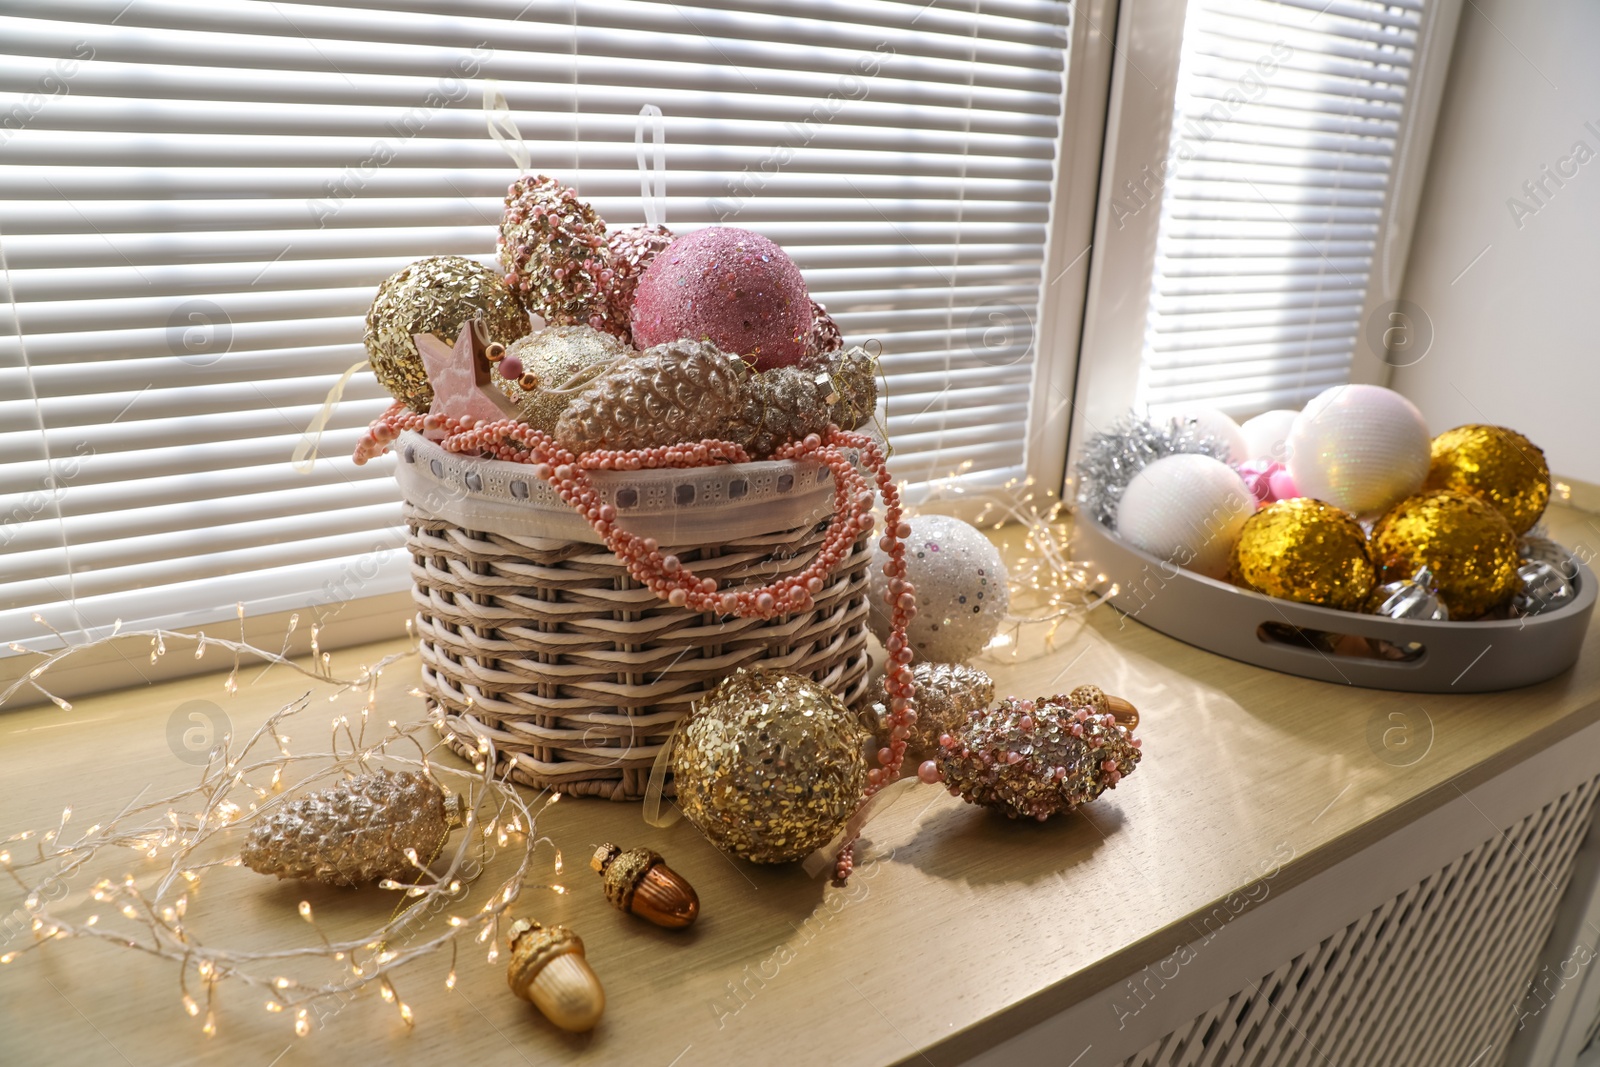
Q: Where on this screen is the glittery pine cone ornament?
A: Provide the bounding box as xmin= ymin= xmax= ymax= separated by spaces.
xmin=860 ymin=662 xmax=993 ymax=758
xmin=554 ymin=338 xmax=750 ymax=453
xmin=495 ymin=325 xmax=631 ymax=433
xmin=673 ymin=668 xmax=867 ymax=864
xmin=365 ymin=256 xmax=531 ymax=412
xmin=603 ymin=224 xmax=674 ymax=343
xmin=1425 ymin=424 xmax=1551 ymax=535
xmin=498 ymin=174 xmax=612 ymax=332
xmin=740 ymin=365 xmax=832 ymax=459
xmin=240 ymin=770 xmax=464 ymax=887
xmin=808 ymin=298 xmax=843 ymax=357
xmin=1369 ymin=489 xmax=1520 ymax=619
xmin=936 ymin=695 xmax=1142 ymax=821
xmin=829 ymin=345 xmax=879 ymax=429
xmin=1075 ymin=413 xmax=1233 ymax=529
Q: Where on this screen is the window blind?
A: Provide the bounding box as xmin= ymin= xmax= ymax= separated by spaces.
xmin=1134 ymin=0 xmax=1422 ymax=417
xmin=0 ymin=0 xmax=1072 ymax=646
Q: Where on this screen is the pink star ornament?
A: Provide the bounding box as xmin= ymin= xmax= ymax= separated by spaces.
xmin=415 ymin=320 xmax=519 ymax=435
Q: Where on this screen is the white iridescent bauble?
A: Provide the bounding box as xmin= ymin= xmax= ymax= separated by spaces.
xmin=1115 ymin=453 xmax=1253 ymax=579
xmin=1170 ymin=407 xmax=1247 ymax=464
xmin=1286 ymin=385 xmax=1429 ymax=517
xmin=1240 ymin=409 xmax=1300 ymax=465
xmin=869 ymin=514 xmax=1010 ymax=663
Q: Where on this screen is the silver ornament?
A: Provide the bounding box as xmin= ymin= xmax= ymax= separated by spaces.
xmin=1366 ymin=566 xmax=1449 ymax=621
xmin=868 ymin=514 xmax=1010 ymax=663
xmin=1511 ymin=560 xmax=1576 ymax=617
xmin=1074 ymin=412 xmax=1232 ymax=529
xmin=1519 ymin=532 xmax=1580 ymax=581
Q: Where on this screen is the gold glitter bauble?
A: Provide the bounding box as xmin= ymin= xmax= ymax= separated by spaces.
xmin=1231 ymin=498 xmax=1375 ymax=611
xmin=1370 ymin=489 xmax=1519 ymax=619
xmin=1425 ymin=424 xmax=1551 ymax=534
xmin=672 ymin=668 xmax=866 ymax=864
xmin=501 ymin=325 xmax=631 ymax=433
xmin=365 ymin=256 xmax=530 ymax=412
xmin=240 ymin=770 xmax=463 ymax=887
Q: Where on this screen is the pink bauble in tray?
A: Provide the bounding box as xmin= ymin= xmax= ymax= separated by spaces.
xmin=629 ymin=227 xmax=813 ymax=369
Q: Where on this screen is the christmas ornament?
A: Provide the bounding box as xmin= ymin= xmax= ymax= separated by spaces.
xmin=1369 ymin=490 xmax=1520 ymax=619
xmin=1364 ymin=566 xmax=1449 ymax=621
xmin=239 ymin=769 xmax=464 ymax=887
xmin=1511 ymin=560 xmax=1576 ymax=617
xmin=824 ymin=344 xmax=879 ymax=429
xmin=1285 ymin=384 xmax=1430 ymax=516
xmin=809 ymin=297 xmax=843 ymax=356
xmin=860 ymin=661 xmax=994 ymax=759
xmin=555 ymin=338 xmax=750 ymax=454
xmin=417 ymin=321 xmax=520 ymax=430
xmin=672 ymin=668 xmax=867 ymax=864
xmin=1173 ymin=407 xmax=1247 ymax=462
xmin=498 ymin=174 xmax=612 ymax=332
xmin=1425 ymin=424 xmax=1551 ymax=534
xmin=932 ymin=694 xmax=1142 ymax=821
xmin=498 ymin=325 xmax=631 ymax=433
xmin=603 ymin=223 xmax=675 ymax=342
xmin=1067 ymin=684 xmax=1141 ymax=732
xmin=1115 ymin=453 xmax=1254 ymax=580
xmin=1520 ymin=532 xmax=1580 ymax=581
xmin=590 ymin=843 xmax=699 ymax=929
xmin=868 ymin=514 xmax=1010 ymax=662
xmin=505 ymin=920 xmax=606 ymax=1033
xmin=1074 ymin=412 xmax=1232 ymax=528
xmin=365 ymin=256 xmax=530 ymax=412
xmin=1231 ymin=498 xmax=1376 ymax=611
xmin=1240 ymin=408 xmax=1300 ymax=465
xmin=630 ymin=227 xmax=813 ymax=369
xmin=1236 ymin=460 xmax=1298 ymax=505
xmin=736 ymin=345 xmax=878 ymax=457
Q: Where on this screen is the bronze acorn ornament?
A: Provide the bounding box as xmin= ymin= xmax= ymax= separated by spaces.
xmin=591 ymin=843 xmax=699 ymax=929
xmin=505 ymin=920 xmax=606 ymax=1032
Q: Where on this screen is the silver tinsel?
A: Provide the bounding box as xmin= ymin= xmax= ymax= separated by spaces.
xmin=1074 ymin=413 xmax=1232 ymax=529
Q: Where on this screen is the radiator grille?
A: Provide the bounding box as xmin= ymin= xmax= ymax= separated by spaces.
xmin=1117 ymin=778 xmax=1600 ymax=1067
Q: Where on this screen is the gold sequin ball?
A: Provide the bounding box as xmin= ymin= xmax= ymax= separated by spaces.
xmin=672 ymin=669 xmax=866 ymax=864
xmin=1370 ymin=489 xmax=1520 ymax=619
xmin=501 ymin=325 xmax=632 ymax=433
xmin=1425 ymin=424 xmax=1551 ymax=534
xmin=364 ymin=256 xmax=530 ymax=412
xmin=1231 ymin=497 xmax=1375 ymax=611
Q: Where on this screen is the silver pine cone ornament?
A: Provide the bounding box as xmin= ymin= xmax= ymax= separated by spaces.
xmin=240 ymin=770 xmax=464 ymax=887
xmin=936 ymin=694 xmax=1142 ymax=821
xmin=554 ymin=338 xmax=751 ymax=453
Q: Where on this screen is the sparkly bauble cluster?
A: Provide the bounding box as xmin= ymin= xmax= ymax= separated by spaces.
xmin=365 ymin=256 xmax=530 ymax=412
xmin=672 ymin=669 xmax=867 ymax=864
xmin=869 ymin=514 xmax=1010 ymax=663
xmin=935 ymin=694 xmax=1142 ymax=821
xmin=1232 ymin=498 xmax=1375 ymax=611
xmin=498 ymin=174 xmax=614 ymax=332
xmin=239 ymin=770 xmax=462 ymax=887
xmin=631 ymin=227 xmax=814 ymax=369
xmin=1369 ymin=489 xmax=1520 ymax=619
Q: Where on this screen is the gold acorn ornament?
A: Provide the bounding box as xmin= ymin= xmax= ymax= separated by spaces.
xmin=239 ymin=770 xmax=463 ymax=887
xmin=554 ymin=338 xmax=752 ymax=454
xmin=590 ymin=843 xmax=699 ymax=929
xmin=505 ymin=920 xmax=606 ymax=1032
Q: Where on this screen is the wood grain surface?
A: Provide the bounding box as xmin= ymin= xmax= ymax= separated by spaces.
xmin=4 ymin=506 xmax=1600 ymax=1067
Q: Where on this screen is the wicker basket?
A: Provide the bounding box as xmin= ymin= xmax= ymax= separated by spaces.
xmin=394 ymin=432 xmax=873 ymax=800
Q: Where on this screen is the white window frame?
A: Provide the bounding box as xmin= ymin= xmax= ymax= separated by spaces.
xmin=1064 ymin=0 xmax=1464 ymax=479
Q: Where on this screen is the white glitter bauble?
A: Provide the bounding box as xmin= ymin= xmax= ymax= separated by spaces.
xmin=1240 ymin=409 xmax=1300 ymax=464
xmin=1168 ymin=407 xmax=1247 ymax=463
xmin=869 ymin=514 xmax=1010 ymax=663
xmin=1286 ymin=385 xmax=1429 ymax=517
xmin=1115 ymin=453 xmax=1253 ymax=579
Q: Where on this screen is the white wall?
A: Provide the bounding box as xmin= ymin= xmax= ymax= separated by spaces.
xmin=1392 ymin=0 xmax=1600 ymax=484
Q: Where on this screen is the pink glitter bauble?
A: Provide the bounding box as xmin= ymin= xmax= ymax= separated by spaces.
xmin=629 ymin=227 xmax=813 ymax=369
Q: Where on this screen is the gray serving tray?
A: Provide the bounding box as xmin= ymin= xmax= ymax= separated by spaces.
xmin=1073 ymin=518 xmax=1596 ymax=693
